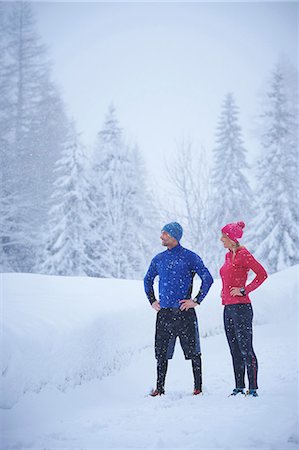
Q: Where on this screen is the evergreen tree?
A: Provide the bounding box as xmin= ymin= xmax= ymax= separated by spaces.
xmin=40 ymin=123 xmax=94 ymax=276
xmin=89 ymin=105 xmax=157 ymax=279
xmin=249 ymin=66 xmax=298 ymax=273
xmin=0 ymin=4 xmax=13 ymax=271
xmin=207 ymin=93 xmax=253 ymax=275
xmin=0 ymin=2 xmax=68 ymax=272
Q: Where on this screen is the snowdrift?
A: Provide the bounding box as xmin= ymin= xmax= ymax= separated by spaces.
xmin=1 ymin=265 xmax=298 ymax=409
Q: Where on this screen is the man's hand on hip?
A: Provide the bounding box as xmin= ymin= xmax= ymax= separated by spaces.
xmin=152 ymin=300 xmax=161 ymax=312
xmin=179 ymin=299 xmax=198 ymax=311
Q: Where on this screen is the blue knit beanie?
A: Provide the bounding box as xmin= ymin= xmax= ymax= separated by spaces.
xmin=162 ymin=222 xmax=183 ymax=242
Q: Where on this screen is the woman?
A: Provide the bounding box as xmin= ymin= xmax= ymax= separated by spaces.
xmin=220 ymin=221 xmax=267 ymax=397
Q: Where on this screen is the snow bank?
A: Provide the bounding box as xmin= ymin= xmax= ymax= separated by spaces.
xmin=1 ymin=265 xmax=298 ymax=409
xmin=1 ymin=274 xmax=153 ymax=408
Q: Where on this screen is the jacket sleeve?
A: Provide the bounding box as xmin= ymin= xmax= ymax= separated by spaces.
xmin=144 ymin=259 xmax=158 ymax=305
xmin=193 ymin=254 xmax=214 ymax=303
xmin=244 ymin=252 xmax=268 ymax=294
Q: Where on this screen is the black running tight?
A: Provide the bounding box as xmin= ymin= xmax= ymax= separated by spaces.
xmin=156 ymin=354 xmax=202 ymax=391
xmin=192 ymin=354 xmax=202 ymax=390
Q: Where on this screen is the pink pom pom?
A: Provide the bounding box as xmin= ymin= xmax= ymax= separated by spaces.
xmin=237 ymin=221 xmax=245 ymax=229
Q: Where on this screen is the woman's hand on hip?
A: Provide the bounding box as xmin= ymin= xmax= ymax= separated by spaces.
xmin=230 ymin=287 xmax=243 ymax=296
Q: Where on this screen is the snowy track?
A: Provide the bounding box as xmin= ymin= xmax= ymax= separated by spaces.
xmin=2 ymin=326 xmax=298 ymax=450
xmin=1 ymin=269 xmax=298 ymax=449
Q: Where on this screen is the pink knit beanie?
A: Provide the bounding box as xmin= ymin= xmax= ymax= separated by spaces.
xmin=221 ymin=221 xmax=245 ymax=243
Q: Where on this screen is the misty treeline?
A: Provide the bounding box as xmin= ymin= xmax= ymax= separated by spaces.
xmin=1 ymin=2 xmax=298 ymax=279
xmin=0 ymin=2 xmax=160 ymax=279
xmin=167 ymin=76 xmax=298 ymax=276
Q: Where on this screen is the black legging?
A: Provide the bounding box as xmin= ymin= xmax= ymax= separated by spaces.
xmin=224 ymin=304 xmax=258 ymax=390
xmin=156 ymin=354 xmax=202 ymax=391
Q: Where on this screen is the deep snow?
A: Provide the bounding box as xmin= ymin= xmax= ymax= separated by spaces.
xmin=1 ymin=266 xmax=298 ymax=449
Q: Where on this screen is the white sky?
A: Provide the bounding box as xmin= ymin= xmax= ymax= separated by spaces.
xmin=32 ymin=1 xmax=298 ymax=183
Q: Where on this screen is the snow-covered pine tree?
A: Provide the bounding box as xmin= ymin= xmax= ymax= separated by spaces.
xmin=89 ymin=105 xmax=157 ymax=279
xmin=207 ymin=93 xmax=253 ymax=275
xmin=0 ymin=4 xmax=13 ymax=271
xmin=40 ymin=123 xmax=94 ymax=276
xmin=0 ymin=2 xmax=68 ymax=272
xmin=249 ymin=65 xmax=299 ymax=273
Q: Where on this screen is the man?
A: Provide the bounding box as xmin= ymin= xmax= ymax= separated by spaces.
xmin=144 ymin=222 xmax=213 ymax=396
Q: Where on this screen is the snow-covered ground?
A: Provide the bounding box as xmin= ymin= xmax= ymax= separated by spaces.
xmin=1 ymin=266 xmax=298 ymax=450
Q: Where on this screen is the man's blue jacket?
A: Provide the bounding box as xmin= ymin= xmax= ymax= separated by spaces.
xmin=144 ymin=244 xmax=213 ymax=308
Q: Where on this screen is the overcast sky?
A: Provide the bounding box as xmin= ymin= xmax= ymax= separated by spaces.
xmin=32 ymin=1 xmax=298 ymax=183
